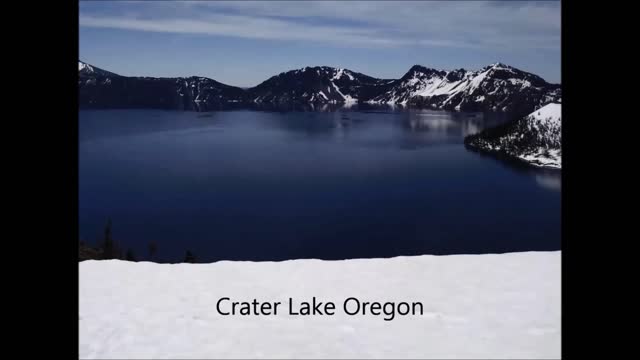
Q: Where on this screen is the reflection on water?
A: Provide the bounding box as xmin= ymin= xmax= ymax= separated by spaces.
xmin=80 ymin=104 xmax=512 ymax=146
xmin=283 ymin=103 xmax=399 ymax=112
xmin=535 ymin=172 xmax=561 ymax=191
xmin=252 ymin=105 xmax=513 ymax=148
xmin=79 ymin=106 xmax=560 ymax=262
xmin=402 ymin=113 xmax=488 ymax=137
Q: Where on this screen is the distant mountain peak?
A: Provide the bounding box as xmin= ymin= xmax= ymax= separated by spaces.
xmin=79 ymin=60 xmax=119 ymax=77
xmin=79 ymin=60 xmax=93 ymax=72
xmin=292 ymin=66 xmax=349 ymax=73
xmin=491 ymin=62 xmax=510 ymax=68
xmin=407 ymin=64 xmax=439 ymax=73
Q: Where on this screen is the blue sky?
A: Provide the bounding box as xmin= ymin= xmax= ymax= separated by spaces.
xmin=79 ymin=1 xmax=561 ymax=88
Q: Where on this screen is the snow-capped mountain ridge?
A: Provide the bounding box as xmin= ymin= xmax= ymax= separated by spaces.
xmin=370 ymin=62 xmax=560 ymax=116
xmin=79 ymin=61 xmax=92 ymax=72
xmin=78 ymin=60 xmax=560 ymax=115
xmin=79 ymin=60 xmax=119 ymax=78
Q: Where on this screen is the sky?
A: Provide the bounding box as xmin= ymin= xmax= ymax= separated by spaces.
xmin=79 ymin=1 xmax=561 ymax=88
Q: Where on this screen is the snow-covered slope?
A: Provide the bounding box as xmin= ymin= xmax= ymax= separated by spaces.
xmin=464 ymin=103 xmax=562 ymax=169
xmin=79 ymin=60 xmax=120 ymax=78
xmin=369 ymin=63 xmax=561 ymax=114
xmin=79 ymin=61 xmax=91 ymax=72
xmin=80 ymin=252 xmax=560 ymax=359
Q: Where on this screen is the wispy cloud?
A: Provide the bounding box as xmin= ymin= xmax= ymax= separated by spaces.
xmin=79 ymin=1 xmax=560 ymax=51
xmin=79 ymin=14 xmax=409 ymax=48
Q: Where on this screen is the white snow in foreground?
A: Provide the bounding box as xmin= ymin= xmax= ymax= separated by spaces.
xmin=80 ymin=252 xmax=560 ymax=359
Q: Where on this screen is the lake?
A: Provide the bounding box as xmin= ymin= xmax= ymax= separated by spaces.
xmin=79 ymin=105 xmax=561 ymax=262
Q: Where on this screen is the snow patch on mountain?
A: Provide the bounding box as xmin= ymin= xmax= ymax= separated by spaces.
xmin=79 ymin=61 xmax=93 ymax=72
xmin=331 ymin=68 xmax=355 ymax=81
xmin=526 ymin=103 xmax=561 ymax=143
xmin=330 ymin=81 xmax=357 ymax=103
xmin=79 ymin=60 xmax=120 ymax=78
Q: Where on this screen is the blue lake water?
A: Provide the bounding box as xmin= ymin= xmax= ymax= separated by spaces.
xmin=79 ymin=106 xmax=561 ymax=262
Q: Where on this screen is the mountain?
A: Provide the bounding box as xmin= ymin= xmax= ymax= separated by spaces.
xmin=248 ymin=63 xmax=560 ymax=116
xmin=78 ymin=61 xmax=247 ymax=111
xmin=464 ymin=103 xmax=561 ymax=169
xmin=369 ymin=63 xmax=561 ymax=117
xmin=247 ymin=66 xmax=394 ymax=104
xmin=78 ymin=61 xmax=560 ymax=115
xmin=79 ymin=60 xmax=119 ymax=78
